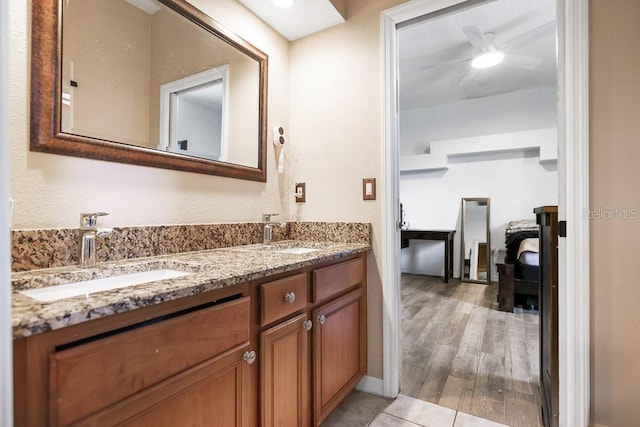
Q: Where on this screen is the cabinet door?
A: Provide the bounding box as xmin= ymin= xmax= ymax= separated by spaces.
xmin=312 ymin=288 xmax=366 ymax=426
xmin=261 ymin=313 xmax=310 ymax=427
xmin=72 ymin=346 xmax=252 ymax=427
xmin=49 ymin=297 xmax=250 ymax=426
xmin=97 ymin=347 xmax=252 ymax=427
xmin=125 ymin=351 xmax=249 ymax=427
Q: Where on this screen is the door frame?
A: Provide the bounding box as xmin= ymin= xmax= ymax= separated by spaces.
xmin=380 ymin=1 xmax=590 ymax=426
xmin=1 ymin=0 xmax=14 ymax=424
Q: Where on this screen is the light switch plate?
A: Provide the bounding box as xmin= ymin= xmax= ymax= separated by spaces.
xmin=363 ymin=178 xmax=376 ymax=200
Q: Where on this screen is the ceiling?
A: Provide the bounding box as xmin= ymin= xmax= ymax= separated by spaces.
xmin=398 ymin=0 xmax=557 ymax=111
xmin=238 ymin=0 xmax=345 ymax=41
xmin=124 ymin=0 xmax=161 ymax=14
xmin=238 ymin=0 xmax=557 ymax=111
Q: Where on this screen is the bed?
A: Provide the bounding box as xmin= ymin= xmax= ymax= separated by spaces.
xmin=497 ymin=219 xmax=540 ymax=312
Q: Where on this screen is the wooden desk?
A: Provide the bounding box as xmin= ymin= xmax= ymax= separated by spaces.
xmin=401 ymin=229 xmax=456 ymax=283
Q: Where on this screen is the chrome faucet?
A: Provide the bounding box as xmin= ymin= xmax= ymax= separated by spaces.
xmin=262 ymin=213 xmax=284 ymax=245
xmin=79 ymin=212 xmax=112 ymax=268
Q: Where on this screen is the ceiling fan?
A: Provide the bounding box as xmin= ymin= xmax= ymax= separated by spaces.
xmin=423 ymin=22 xmax=554 ymax=86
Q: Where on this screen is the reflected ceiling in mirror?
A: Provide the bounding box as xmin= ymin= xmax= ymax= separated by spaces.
xmin=31 ymin=0 xmax=268 ymax=181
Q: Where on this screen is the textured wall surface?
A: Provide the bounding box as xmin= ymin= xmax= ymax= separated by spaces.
xmin=289 ymin=0 xmax=406 ymax=378
xmin=589 ymin=1 xmax=640 ymax=425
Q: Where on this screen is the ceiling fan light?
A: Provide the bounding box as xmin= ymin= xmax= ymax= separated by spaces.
xmin=471 ymin=50 xmax=505 ymax=69
xmin=272 ymin=0 xmax=294 ymax=8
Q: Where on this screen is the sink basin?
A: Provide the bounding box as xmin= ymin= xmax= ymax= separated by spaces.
xmin=274 ymin=247 xmax=319 ymax=255
xmin=20 ymin=269 xmax=194 ymax=302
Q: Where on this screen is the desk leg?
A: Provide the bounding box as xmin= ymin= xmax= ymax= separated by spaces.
xmin=444 ymin=239 xmax=450 ymax=283
xmin=448 ymin=236 xmax=454 ymax=281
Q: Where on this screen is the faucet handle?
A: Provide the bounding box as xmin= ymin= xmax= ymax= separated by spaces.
xmin=262 ymin=213 xmax=279 ymax=222
xmin=80 ymin=212 xmax=109 ymax=227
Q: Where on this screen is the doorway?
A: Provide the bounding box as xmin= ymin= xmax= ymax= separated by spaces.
xmin=396 ymin=2 xmax=556 ymax=424
xmin=380 ymin=0 xmax=590 ymax=426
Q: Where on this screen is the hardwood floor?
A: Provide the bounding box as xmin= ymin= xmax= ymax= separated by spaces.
xmin=401 ymin=274 xmax=542 ymax=427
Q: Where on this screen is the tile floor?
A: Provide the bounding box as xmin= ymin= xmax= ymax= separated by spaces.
xmin=322 ymin=391 xmax=509 ymax=427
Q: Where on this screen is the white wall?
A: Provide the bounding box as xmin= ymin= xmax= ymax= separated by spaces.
xmin=400 ymin=85 xmax=557 ymax=156
xmin=176 ymin=98 xmax=222 ymax=160
xmin=400 ymin=136 xmax=557 ymax=279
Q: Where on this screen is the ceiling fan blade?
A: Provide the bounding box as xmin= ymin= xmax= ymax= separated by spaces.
xmin=420 ymin=57 xmax=472 ymax=71
xmin=457 ymin=68 xmax=479 ymax=86
xmin=503 ymin=53 xmax=541 ymax=69
xmin=463 ymin=26 xmax=491 ymax=51
xmin=504 ymin=21 xmax=556 ymax=49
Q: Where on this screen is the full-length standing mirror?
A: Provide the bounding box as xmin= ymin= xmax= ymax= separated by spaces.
xmin=461 ymin=198 xmax=491 ymax=284
xmin=30 ymin=0 xmax=268 ymax=181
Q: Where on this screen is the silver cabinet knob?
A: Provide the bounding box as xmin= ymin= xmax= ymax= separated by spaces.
xmin=317 ymin=314 xmax=326 ymax=325
xmin=284 ymin=292 xmax=296 ymax=304
xmin=303 ymin=319 xmax=313 ymax=331
xmin=243 ymin=350 xmax=257 ymax=365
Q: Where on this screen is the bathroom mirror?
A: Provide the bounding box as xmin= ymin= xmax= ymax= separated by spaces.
xmin=30 ymin=0 xmax=268 ymax=181
xmin=460 ymin=198 xmax=491 ymax=284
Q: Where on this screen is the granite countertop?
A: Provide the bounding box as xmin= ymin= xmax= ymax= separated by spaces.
xmin=12 ymin=240 xmax=370 ymax=339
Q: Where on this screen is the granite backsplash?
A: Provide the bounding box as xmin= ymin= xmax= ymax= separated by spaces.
xmin=12 ymin=222 xmax=371 ymax=272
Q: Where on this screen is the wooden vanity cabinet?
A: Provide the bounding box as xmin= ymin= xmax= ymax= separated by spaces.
xmin=13 ymin=284 xmax=253 ymax=427
xmin=257 ymin=253 xmax=367 ymax=427
xmin=14 ymin=253 xmax=368 ymax=427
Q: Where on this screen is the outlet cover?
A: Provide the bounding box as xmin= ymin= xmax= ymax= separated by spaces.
xmin=295 ymin=183 xmax=306 ymax=203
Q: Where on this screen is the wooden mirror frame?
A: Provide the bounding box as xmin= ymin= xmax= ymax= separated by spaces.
xmin=460 ymin=197 xmax=491 ymax=284
xmin=30 ymin=0 xmax=268 ymax=182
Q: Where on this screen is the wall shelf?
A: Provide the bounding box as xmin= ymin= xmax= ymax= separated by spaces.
xmin=400 ymin=128 xmax=557 ymax=172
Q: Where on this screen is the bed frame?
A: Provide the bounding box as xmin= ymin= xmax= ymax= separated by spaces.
xmin=496 ymin=262 xmax=538 ymax=312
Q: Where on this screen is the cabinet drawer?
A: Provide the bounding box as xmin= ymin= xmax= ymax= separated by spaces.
xmin=261 ymin=273 xmax=307 ymax=325
xmin=50 ymin=296 xmax=250 ymax=426
xmin=312 ymin=257 xmax=364 ymax=302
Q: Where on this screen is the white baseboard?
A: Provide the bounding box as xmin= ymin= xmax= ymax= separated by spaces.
xmin=356 ymin=375 xmax=384 ymax=396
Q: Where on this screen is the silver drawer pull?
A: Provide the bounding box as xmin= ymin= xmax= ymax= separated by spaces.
xmin=284 ymin=292 xmax=296 ymax=304
xmin=317 ymin=314 xmax=326 ymax=325
xmin=303 ymin=320 xmax=313 ymax=331
xmin=243 ymin=350 xmax=257 ymax=365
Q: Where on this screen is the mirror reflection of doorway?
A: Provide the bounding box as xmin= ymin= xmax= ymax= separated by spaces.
xmin=170 ymin=80 xmax=224 ymax=160
xmin=159 ymin=65 xmax=229 ymax=161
